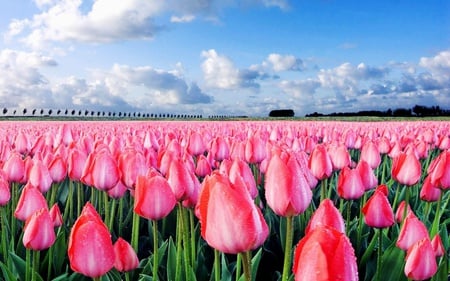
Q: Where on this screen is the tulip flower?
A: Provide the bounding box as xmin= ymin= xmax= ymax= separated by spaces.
xmin=81 ymin=149 xmax=120 ymax=191
xmin=23 ymin=208 xmax=56 ymax=250
xmin=431 ymin=234 xmax=445 ymax=257
xmin=197 ymin=171 xmax=268 ymax=254
xmin=47 ymin=154 xmax=67 ymax=183
xmin=113 ymin=237 xmax=139 ymax=272
xmin=245 ymin=132 xmax=266 ymax=164
xmin=118 ymin=148 xmax=148 ymax=189
xmin=404 ymin=238 xmax=437 ymax=280
xmin=292 ymin=225 xmax=358 ymax=281
xmin=0 ymin=175 xmax=10 ymax=206
xmin=391 ymin=151 xmax=421 ymax=186
xmin=396 ymin=213 xmax=430 ymax=251
xmin=308 ymin=144 xmax=333 ymax=180
xmin=337 ymin=166 xmax=365 ymax=200
xmin=49 ymin=203 xmax=63 ymax=227
xmin=229 ymin=158 xmax=258 ymax=200
xmin=327 ymin=142 xmax=351 ymax=171
xmin=187 ymin=130 xmax=206 ymax=156
xmin=305 ymin=199 xmax=345 ymax=234
xmin=356 ymin=160 xmax=378 ymax=191
xmin=166 ymin=157 xmax=195 ymax=201
xmin=134 ymin=174 xmax=177 ymax=221
xmin=360 ymin=140 xmax=381 ymax=169
xmin=2 ymin=151 xmax=25 ymax=183
xmin=209 ymin=136 xmax=230 ymax=161
xmin=195 ymin=154 xmax=212 ymax=178
xmin=14 ymin=183 xmax=48 ymax=221
xmin=419 ymin=175 xmax=441 ymax=202
xmin=362 ymin=185 xmax=395 ymax=228
xmin=67 ymin=148 xmax=88 ymax=181
xmin=28 ymin=155 xmax=53 ymax=193
xmin=68 ymin=202 xmax=115 ymax=278
xmin=427 ymin=150 xmax=450 ymax=189
xmin=395 ymin=200 xmax=413 ymax=223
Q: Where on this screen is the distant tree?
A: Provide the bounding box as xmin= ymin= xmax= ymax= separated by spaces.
xmin=2 ymin=108 xmax=7 ymax=115
xmin=13 ymin=110 xmax=17 ymax=115
xmin=57 ymin=109 xmax=61 ymax=115
xmin=78 ymin=110 xmax=82 ymax=116
xmin=40 ymin=109 xmax=44 ymax=115
xmin=65 ymin=109 xmax=68 ymax=115
xmin=23 ymin=108 xmax=27 ymax=115
xmin=32 ymin=109 xmax=37 ymax=115
xmin=269 ymin=109 xmax=295 ymax=117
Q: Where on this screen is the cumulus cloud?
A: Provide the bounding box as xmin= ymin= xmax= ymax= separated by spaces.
xmin=264 ymin=53 xmax=304 ymax=72
xmin=7 ymin=0 xmax=289 ymax=49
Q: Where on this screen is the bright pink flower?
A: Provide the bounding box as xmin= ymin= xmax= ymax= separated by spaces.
xmin=229 ymin=158 xmax=258 ymax=199
xmin=113 ymin=237 xmax=139 ymax=272
xmin=2 ymin=151 xmax=25 ymax=183
xmin=396 ymin=213 xmax=430 ymax=251
xmin=187 ymin=130 xmax=206 ymax=156
xmin=197 ymin=172 xmax=268 ymax=254
xmin=245 ymin=132 xmax=267 ymax=164
xmin=210 ymin=136 xmax=230 ymax=161
xmin=391 ymin=152 xmax=421 ymax=186
xmin=0 ymin=175 xmax=11 ymax=206
xmin=395 ymin=201 xmax=413 ymax=223
xmin=49 ymin=203 xmax=63 ymax=227
xmin=67 ymin=148 xmax=88 ymax=181
xmin=308 ymin=144 xmax=333 ymax=180
xmin=362 ymin=186 xmax=395 ymax=228
xmin=337 ymin=166 xmax=365 ymax=200
xmin=305 ymin=199 xmax=345 ymax=234
xmin=107 ymin=180 xmax=128 ymax=199
xmin=118 ymin=148 xmax=148 ymax=189
xmin=134 ymin=174 xmax=177 ymax=220
xmin=195 ymin=154 xmax=212 ymax=178
xmin=14 ymin=183 xmax=48 ymax=221
xmin=427 ymin=150 xmax=450 ymax=189
xmin=292 ymin=226 xmax=358 ymax=281
xmin=22 ymin=208 xmax=56 ymax=250
xmin=68 ymin=202 xmax=115 ymax=278
xmin=81 ymin=149 xmax=120 ymax=191
xmin=420 ymin=175 xmax=441 ymax=202
xmin=360 ymin=140 xmax=381 ymax=169
xmin=265 ymin=153 xmax=312 ymax=217
xmin=356 ymin=160 xmax=378 ymax=190
xmin=28 ymin=155 xmax=53 ymax=193
xmin=166 ymin=157 xmax=195 ymax=201
xmin=377 ymin=137 xmax=391 ymax=154
xmin=431 ymin=234 xmax=445 ymax=257
xmin=404 ymin=238 xmax=437 ymax=280
xmin=328 ymin=143 xmax=351 ymax=171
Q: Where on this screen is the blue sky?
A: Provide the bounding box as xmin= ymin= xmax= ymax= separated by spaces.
xmin=0 ymin=0 xmax=449 ymax=117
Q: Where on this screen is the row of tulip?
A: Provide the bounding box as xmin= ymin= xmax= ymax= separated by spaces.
xmin=0 ymin=120 xmax=449 ymax=281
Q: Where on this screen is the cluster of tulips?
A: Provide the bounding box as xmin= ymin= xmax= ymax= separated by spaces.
xmin=0 ymin=120 xmax=449 ymax=281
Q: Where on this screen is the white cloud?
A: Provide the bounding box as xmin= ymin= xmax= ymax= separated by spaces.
xmin=171 ymin=15 xmax=196 ymax=23
xmin=265 ymin=53 xmax=304 ymax=72
xmin=201 ymin=49 xmax=243 ymax=89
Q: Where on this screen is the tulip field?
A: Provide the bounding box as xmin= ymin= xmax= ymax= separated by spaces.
xmin=0 ymin=120 xmax=449 ymax=281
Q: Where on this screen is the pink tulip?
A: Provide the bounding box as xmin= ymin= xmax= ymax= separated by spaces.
xmin=404 ymin=238 xmax=437 ymax=280
xmin=391 ymin=152 xmax=421 ymax=186
xmin=427 ymin=150 xmax=450 ymax=189
xmin=197 ymin=172 xmax=268 ymax=254
xmin=292 ymin=226 xmax=358 ymax=281
xmin=396 ymin=213 xmax=430 ymax=251
xmin=118 ymin=148 xmax=148 ymax=189
xmin=265 ymin=153 xmax=312 ymax=217
xmin=360 ymin=140 xmax=381 ymax=169
xmin=356 ymin=160 xmax=378 ymax=190
xmin=337 ymin=166 xmax=365 ymax=200
xmin=49 ymin=203 xmax=63 ymax=227
xmin=308 ymin=144 xmax=333 ymax=180
xmin=229 ymin=158 xmax=258 ymax=199
xmin=0 ymin=174 xmax=11 ymax=206
xmin=113 ymin=237 xmax=139 ymax=272
xmin=362 ymin=185 xmax=395 ymax=228
xmin=14 ymin=183 xmax=48 ymax=221
xmin=22 ymin=208 xmax=56 ymax=250
xmin=305 ymin=199 xmax=345 ymax=234
xmin=68 ymin=202 xmax=115 ymax=278
xmin=166 ymin=157 xmax=195 ymax=201
xmin=2 ymin=151 xmax=25 ymax=183
xmin=420 ymin=175 xmax=441 ymax=202
xmin=81 ymin=149 xmax=120 ymax=191
xmin=328 ymin=143 xmax=351 ymax=171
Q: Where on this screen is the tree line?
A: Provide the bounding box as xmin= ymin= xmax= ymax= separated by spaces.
xmin=305 ymin=105 xmax=450 ymax=118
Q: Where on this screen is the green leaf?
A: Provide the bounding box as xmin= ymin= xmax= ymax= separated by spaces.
xmin=9 ymin=252 xmax=26 ymax=281
xmin=237 ymin=249 xmax=263 ymax=281
xmin=378 ymin=243 xmax=407 ymax=281
xmin=0 ymin=260 xmax=17 ymax=281
xmin=220 ymin=252 xmax=232 ymax=281
xmin=166 ymin=237 xmax=177 ymax=281
xmin=431 ymin=255 xmax=448 ymax=281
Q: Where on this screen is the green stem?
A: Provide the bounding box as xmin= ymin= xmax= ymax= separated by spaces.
xmin=235 ymin=253 xmax=242 ymax=281
xmin=10 ymin=182 xmax=19 ymax=252
xmin=241 ymin=251 xmax=252 ymax=281
xmin=26 ymin=248 xmax=31 ymax=281
xmin=92 ymin=277 xmax=101 ymax=281
xmin=103 ymin=192 xmax=109 ymax=230
xmin=189 ymin=209 xmax=196 ymax=269
xmin=402 ymin=186 xmax=410 ymax=222
xmin=118 ymin=198 xmax=124 ymax=237
xmin=214 ymin=249 xmax=220 ymax=281
xmin=281 ymin=216 xmax=294 ymax=281
xmin=152 ymin=220 xmax=159 ymax=281
xmin=77 ymin=181 xmax=83 ymax=217
xmin=1 ymin=207 xmax=8 ymax=264
xmin=108 ymin=198 xmax=117 ymax=232
xmin=63 ymin=181 xmax=73 ymax=224
xmin=131 ymin=210 xmax=140 ymax=253
xmin=175 ymin=208 xmax=182 ymax=281
xmin=32 ymin=250 xmax=39 ymax=281
xmin=179 ymin=204 xmax=192 ymax=281
xmin=430 ymin=192 xmax=443 ymax=237
xmin=376 ymin=228 xmax=383 ymax=281
xmin=320 ymin=178 xmax=327 ymax=202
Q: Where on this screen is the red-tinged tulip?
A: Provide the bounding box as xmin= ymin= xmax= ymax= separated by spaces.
xmin=49 ymin=203 xmax=63 ymax=227
xmin=395 ymin=201 xmax=413 ymax=223
xmin=337 ymin=166 xmax=365 ymax=200
xmin=295 ymin=151 xmax=318 ymax=189
xmin=187 ymin=130 xmax=206 ymax=156
xmin=245 ymin=132 xmax=267 ymax=164
xmin=292 ymin=226 xmax=358 ymax=281
xmin=81 ymin=150 xmax=120 ymax=191
xmin=134 ymin=174 xmax=177 ymax=220
xmin=14 ymin=183 xmax=48 ymax=221
xmin=118 ymin=148 xmax=148 ymax=189
xmin=308 ymin=144 xmax=333 ymax=180
xmin=327 ymin=143 xmax=351 ymax=171
xmin=396 ymin=213 xmax=430 ymax=251
xmin=55 ymin=123 xmax=74 ymax=146
xmin=420 ymin=175 xmax=441 ymax=202
xmin=22 ymin=208 xmax=56 ymax=250
xmin=356 ymin=160 xmax=378 ymax=191
xmin=107 ymin=180 xmax=128 ymax=199
xmin=0 ymin=175 xmax=11 ymax=206
xmin=210 ymin=136 xmax=230 ymax=161
xmin=404 ymin=238 xmax=437 ymax=280
xmin=360 ymin=140 xmax=381 ymax=169
xmin=305 ymin=199 xmax=345 ymax=234
xmin=265 ymin=153 xmax=312 ymax=217
xmin=195 ymin=154 xmax=212 ymax=178
xmin=113 ymin=237 xmax=139 ymax=272
xmin=28 ymin=155 xmax=53 ymax=193
xmin=391 ymin=151 xmax=421 ymax=186
xmin=47 ymin=154 xmax=67 ymax=183
xmin=67 ymin=148 xmax=87 ymax=181
xmin=377 ymin=136 xmax=391 ymax=154
xmin=2 ymin=151 xmax=25 ymax=183
xmin=166 ymin=157 xmax=195 ymax=201
xmin=229 ymin=158 xmax=258 ymax=199
xmin=431 ymin=234 xmax=445 ymax=257
xmin=388 ymin=141 xmax=402 ymax=158
xmin=68 ymin=202 xmax=115 ymax=278
xmin=197 ymin=172 xmax=268 ymax=254
xmin=427 ymin=150 xmax=450 ymax=189
xmin=438 ymin=135 xmax=449 ymax=150
xmin=361 ymin=187 xmax=395 ymax=228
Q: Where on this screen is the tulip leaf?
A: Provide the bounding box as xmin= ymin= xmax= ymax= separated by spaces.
xmin=9 ymin=252 xmax=26 ymax=281
xmin=220 ymin=252 xmax=232 ymax=281
xmin=166 ymin=237 xmax=176 ymax=281
xmin=237 ymin=249 xmax=262 ymax=281
xmin=431 ymin=255 xmax=448 ymax=281
xmin=0 ymin=260 xmax=17 ymax=281
xmin=378 ymin=243 xmax=407 ymax=281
